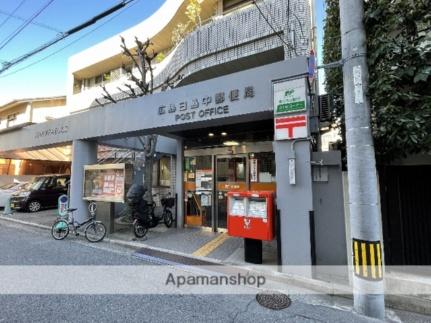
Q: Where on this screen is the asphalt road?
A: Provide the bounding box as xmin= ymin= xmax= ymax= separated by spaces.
xmin=0 ymin=220 xmax=428 ymax=323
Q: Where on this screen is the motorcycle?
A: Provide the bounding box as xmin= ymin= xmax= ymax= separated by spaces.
xmin=126 ymin=184 xmax=175 ymax=238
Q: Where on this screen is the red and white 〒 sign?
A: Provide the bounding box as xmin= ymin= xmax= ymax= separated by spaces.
xmin=274 ymin=114 xmax=308 ymax=140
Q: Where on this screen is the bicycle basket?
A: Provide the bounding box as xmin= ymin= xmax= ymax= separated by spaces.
xmin=55 ymin=221 xmax=68 ymax=230
xmin=162 ymin=197 xmax=175 ymax=208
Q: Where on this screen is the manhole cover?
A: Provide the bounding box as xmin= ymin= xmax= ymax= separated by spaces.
xmin=256 ymin=291 xmax=291 ymax=310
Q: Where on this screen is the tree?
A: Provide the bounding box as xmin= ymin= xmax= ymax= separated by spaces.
xmin=323 ymin=0 xmax=431 ymax=162
xmin=172 ymin=0 xmax=202 ymax=45
xmin=98 ymin=36 xmax=160 ymax=205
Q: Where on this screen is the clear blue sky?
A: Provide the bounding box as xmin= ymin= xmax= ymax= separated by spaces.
xmin=0 ymin=0 xmax=326 ymax=105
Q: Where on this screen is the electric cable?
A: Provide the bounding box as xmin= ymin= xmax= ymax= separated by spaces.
xmin=0 ymin=9 xmax=62 ymax=33
xmin=0 ymin=0 xmax=55 ymax=52
xmin=0 ymin=0 xmax=27 ymax=30
xmin=262 ymin=0 xmax=306 ymax=49
xmin=0 ymin=0 xmax=140 ymax=79
xmin=252 ymin=0 xmax=298 ymax=56
xmin=0 ymin=0 xmax=135 ymax=75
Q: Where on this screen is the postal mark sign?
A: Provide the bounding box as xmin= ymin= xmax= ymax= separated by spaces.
xmin=273 ymin=78 xmax=306 ymax=115
xmin=274 ymin=115 xmax=308 ymax=140
xmin=273 ymin=78 xmax=308 ymax=140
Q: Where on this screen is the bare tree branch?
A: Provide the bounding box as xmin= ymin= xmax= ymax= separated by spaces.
xmin=117 ymin=86 xmax=137 ymax=98
xmin=101 ymin=85 xmax=117 ymax=103
xmin=95 ymin=98 xmax=104 ymax=107
xmin=120 ymin=36 xmax=141 ymax=75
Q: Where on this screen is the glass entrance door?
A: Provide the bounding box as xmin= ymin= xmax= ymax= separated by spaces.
xmin=215 ymin=155 xmax=248 ymax=229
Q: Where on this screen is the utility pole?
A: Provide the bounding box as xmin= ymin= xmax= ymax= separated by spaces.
xmin=339 ymin=0 xmax=385 ymax=319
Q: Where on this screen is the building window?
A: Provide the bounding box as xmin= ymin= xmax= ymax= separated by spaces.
xmin=103 ymin=72 xmax=111 ymax=82
xmin=7 ymin=114 xmax=16 ymax=122
xmin=95 ymin=74 xmax=103 ymax=85
xmin=73 ymin=79 xmax=82 ymax=94
xmin=223 ymin=0 xmax=252 ymax=12
xmin=158 ymin=156 xmax=171 ymax=187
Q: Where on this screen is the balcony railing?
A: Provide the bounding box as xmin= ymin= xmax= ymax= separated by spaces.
xmin=73 ymin=0 xmax=310 ymax=110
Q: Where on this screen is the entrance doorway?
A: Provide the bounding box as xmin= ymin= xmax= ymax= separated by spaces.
xmin=215 ymin=155 xmax=248 ymax=229
xmin=184 ymin=147 xmax=276 ymax=232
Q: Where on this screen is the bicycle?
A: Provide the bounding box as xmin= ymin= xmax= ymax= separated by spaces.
xmin=126 ymin=187 xmax=176 ymax=238
xmin=51 ymin=202 xmax=106 ymax=242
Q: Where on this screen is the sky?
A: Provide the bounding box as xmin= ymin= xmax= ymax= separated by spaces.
xmin=0 ymin=0 xmax=327 ymax=105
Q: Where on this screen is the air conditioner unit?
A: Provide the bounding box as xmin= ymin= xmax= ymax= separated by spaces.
xmin=318 ymin=94 xmax=331 ymax=122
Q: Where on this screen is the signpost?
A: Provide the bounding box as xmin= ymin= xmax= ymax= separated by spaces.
xmin=58 ymin=194 xmax=69 ymax=218
xmin=274 ymin=114 xmax=308 ymax=140
xmin=274 ymin=78 xmax=307 ymax=115
xmin=273 ymin=78 xmax=309 ymax=141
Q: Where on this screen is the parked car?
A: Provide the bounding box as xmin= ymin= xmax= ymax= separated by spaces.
xmin=0 ymin=182 xmax=29 ymax=208
xmin=10 ymin=175 xmax=70 ymax=212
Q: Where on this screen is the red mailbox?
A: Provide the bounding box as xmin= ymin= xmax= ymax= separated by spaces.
xmin=227 ymin=191 xmax=274 ymax=241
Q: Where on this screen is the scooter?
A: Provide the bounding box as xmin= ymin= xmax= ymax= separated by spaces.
xmin=126 ymin=184 xmax=175 ymax=238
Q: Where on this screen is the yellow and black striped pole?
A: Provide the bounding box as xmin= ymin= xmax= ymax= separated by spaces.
xmin=353 ymin=239 xmax=383 ymax=281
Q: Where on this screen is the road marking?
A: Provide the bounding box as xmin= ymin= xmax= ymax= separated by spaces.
xmin=192 ymin=233 xmax=230 ymax=257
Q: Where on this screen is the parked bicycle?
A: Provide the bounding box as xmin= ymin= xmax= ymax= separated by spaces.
xmin=51 ymin=202 xmax=106 ymax=242
xmin=126 ymin=184 xmax=175 ymax=238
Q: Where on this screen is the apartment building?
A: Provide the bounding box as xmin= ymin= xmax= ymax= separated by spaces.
xmin=0 ymin=96 xmax=70 ymax=177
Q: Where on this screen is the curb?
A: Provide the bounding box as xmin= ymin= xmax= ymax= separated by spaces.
xmin=1 ymin=215 xmax=430 ymax=315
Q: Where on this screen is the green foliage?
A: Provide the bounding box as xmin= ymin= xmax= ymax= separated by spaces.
xmin=155 ymin=52 xmax=166 ymax=63
xmin=322 ymin=0 xmax=345 ymax=159
xmin=172 ymin=0 xmax=202 ymax=45
xmin=186 ymin=0 xmax=202 ymax=27
xmin=323 ymin=0 xmax=431 ymax=162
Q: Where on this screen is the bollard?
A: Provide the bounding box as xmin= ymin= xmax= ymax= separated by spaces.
xmin=3 ymin=196 xmax=12 ymax=215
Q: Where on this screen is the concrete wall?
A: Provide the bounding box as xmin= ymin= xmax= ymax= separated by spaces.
xmin=274 ymin=140 xmax=313 ymax=274
xmin=0 ymin=175 xmax=34 ymax=187
xmin=311 ymin=151 xmax=347 ymax=266
xmin=70 ymin=140 xmax=98 ymax=222
xmin=0 ymin=58 xmax=308 ymax=154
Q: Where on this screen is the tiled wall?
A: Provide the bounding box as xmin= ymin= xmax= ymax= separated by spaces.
xmin=93 ymin=0 xmax=311 ymax=106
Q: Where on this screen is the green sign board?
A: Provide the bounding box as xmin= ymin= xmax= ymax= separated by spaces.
xmin=273 ymin=78 xmax=307 ymax=115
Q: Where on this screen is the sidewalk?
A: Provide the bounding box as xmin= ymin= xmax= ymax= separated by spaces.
xmin=1 ymin=209 xmax=431 ymax=316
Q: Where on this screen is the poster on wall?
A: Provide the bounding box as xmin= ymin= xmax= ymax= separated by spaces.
xmin=200 ymin=193 xmax=212 ymax=207
xmin=250 ymin=158 xmax=258 ymax=182
xmin=83 ymin=163 xmax=132 ymax=203
xmin=195 ymin=169 xmax=213 ymax=191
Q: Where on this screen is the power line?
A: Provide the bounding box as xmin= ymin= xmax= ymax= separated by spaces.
xmin=0 ymin=0 xmax=27 ymax=30
xmin=0 ymin=0 xmax=141 ymax=79
xmin=0 ymin=0 xmax=135 ymax=75
xmin=0 ymin=9 xmax=62 ymax=33
xmin=0 ymin=0 xmax=56 ymax=52
xmin=252 ymin=0 xmax=298 ymax=56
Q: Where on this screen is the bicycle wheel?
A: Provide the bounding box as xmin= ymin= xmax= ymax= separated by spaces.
xmin=163 ymin=209 xmax=173 ymax=228
xmin=133 ymin=222 xmax=148 ymax=238
xmin=51 ymin=220 xmax=70 ymax=240
xmin=84 ymin=222 xmax=106 ymax=242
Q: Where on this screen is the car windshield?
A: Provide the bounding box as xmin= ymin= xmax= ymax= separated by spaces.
xmin=29 ymin=177 xmax=47 ymax=191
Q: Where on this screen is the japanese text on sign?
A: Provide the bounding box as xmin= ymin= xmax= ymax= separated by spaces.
xmin=158 ymin=86 xmax=255 ymax=122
